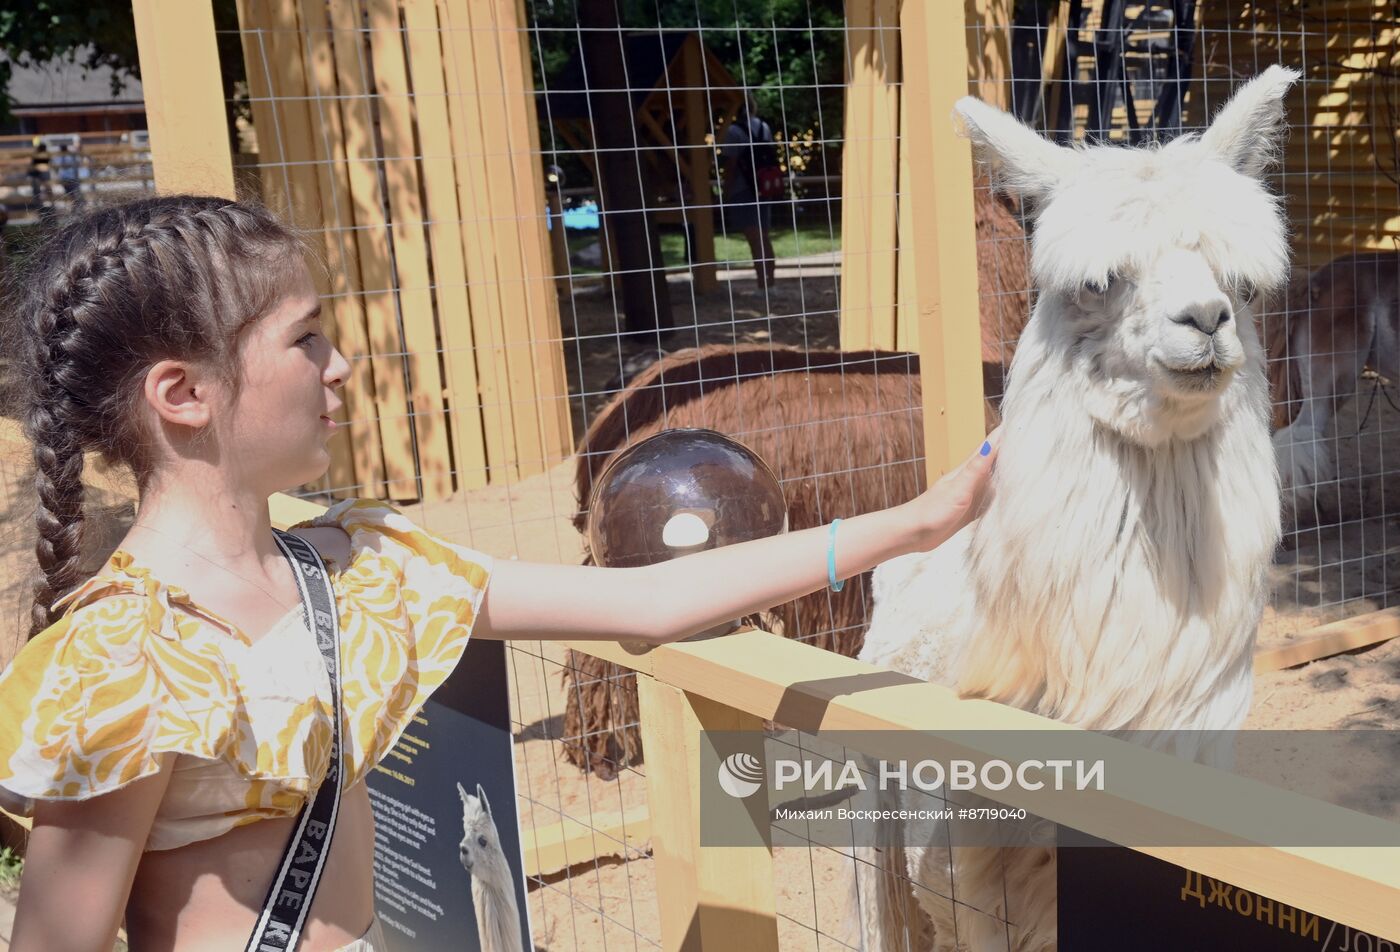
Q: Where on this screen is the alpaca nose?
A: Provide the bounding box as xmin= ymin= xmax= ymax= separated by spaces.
xmin=1170 ymin=303 xmax=1232 ymax=336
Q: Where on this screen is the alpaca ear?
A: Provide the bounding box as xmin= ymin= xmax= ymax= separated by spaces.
xmin=457 ymin=781 xmax=470 ymax=805
xmin=952 ymin=96 xmax=1076 ymax=204
xmin=1198 ymin=65 xmax=1301 ymax=177
xmin=477 ymin=782 xmax=491 ymax=818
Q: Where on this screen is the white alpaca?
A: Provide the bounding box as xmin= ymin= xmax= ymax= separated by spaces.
xmin=458 ymin=782 xmax=525 ymax=952
xmin=853 ymin=66 xmax=1298 ymax=951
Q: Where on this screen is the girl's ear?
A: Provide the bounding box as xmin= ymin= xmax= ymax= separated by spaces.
xmin=143 ymin=359 xmax=214 ymax=430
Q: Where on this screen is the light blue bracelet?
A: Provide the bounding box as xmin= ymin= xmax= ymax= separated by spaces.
xmin=828 ymin=518 xmax=845 ymax=592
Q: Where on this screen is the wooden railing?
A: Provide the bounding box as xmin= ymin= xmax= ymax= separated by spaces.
xmin=545 ymin=628 xmax=1400 ymax=950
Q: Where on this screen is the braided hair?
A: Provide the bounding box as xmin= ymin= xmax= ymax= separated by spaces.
xmin=5 ymin=196 xmax=305 ymax=639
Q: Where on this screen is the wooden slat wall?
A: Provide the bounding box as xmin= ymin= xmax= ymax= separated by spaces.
xmin=235 ymin=0 xmax=360 ymax=497
xmin=365 ymin=0 xmax=454 ymax=500
xmin=233 ymin=0 xmax=572 ymax=499
xmin=845 ymin=0 xmax=1016 ymax=352
xmin=296 ymin=0 xmax=389 ymax=500
xmin=1192 ymin=0 xmax=1400 ymax=270
xmin=329 ymin=0 xmax=422 ymax=499
xmin=838 ymin=0 xmax=901 ymax=351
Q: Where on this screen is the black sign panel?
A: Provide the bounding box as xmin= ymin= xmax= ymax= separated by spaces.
xmin=1059 ymin=833 xmax=1396 ymax=951
xmin=366 ymin=638 xmax=533 ymax=951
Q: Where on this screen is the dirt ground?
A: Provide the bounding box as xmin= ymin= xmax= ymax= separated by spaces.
xmin=3 ymin=266 xmax=1399 ymax=948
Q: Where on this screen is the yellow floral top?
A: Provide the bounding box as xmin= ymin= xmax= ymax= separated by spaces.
xmin=0 ymin=499 xmax=492 ymax=851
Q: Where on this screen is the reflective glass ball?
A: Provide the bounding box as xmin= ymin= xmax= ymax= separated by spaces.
xmin=587 ymin=428 xmax=788 ymax=570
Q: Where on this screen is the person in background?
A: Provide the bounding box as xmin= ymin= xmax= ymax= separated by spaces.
xmin=54 ymin=144 xmax=84 ymax=210
xmin=721 ymin=95 xmax=780 ymax=290
xmin=26 ymin=138 xmax=50 ymax=209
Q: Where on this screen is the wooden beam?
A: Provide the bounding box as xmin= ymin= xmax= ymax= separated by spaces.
xmin=900 ymin=0 xmax=987 ymax=478
xmin=131 ymin=0 xmax=235 ymax=197
xmin=520 ymin=805 xmax=650 ymax=879
xmin=1254 ymin=607 xmax=1400 ymax=673
xmin=567 ymin=629 xmax=1400 ymax=942
xmin=965 ymin=0 xmax=1014 ymax=110
xmin=501 ymin=0 xmax=574 ymax=470
xmin=839 ymin=0 xmax=901 ymax=351
xmin=637 ymin=676 xmax=779 ymax=952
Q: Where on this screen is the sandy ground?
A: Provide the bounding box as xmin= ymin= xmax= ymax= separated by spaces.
xmin=3 ymin=269 xmax=1400 ymax=948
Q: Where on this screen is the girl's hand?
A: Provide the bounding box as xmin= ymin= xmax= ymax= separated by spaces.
xmin=905 ymin=426 xmax=1002 ymax=550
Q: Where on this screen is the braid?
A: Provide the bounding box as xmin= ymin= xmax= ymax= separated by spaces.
xmin=25 ymin=226 xmax=127 ymax=638
xmin=9 ymin=195 xmax=304 ymax=640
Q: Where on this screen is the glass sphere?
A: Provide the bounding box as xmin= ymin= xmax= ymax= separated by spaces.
xmin=587 ymin=428 xmax=788 ymax=571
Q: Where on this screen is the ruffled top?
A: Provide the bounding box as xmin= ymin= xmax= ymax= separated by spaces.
xmin=0 ymin=499 xmax=492 ymax=851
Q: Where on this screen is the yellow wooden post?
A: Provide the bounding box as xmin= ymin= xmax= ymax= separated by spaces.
xmin=636 ymin=675 xmax=779 ymax=952
xmin=900 ymin=0 xmax=987 ymax=478
xmin=131 ymin=0 xmax=235 ymax=197
xmin=439 ymin=0 xmax=572 ymax=481
xmin=839 ymin=0 xmax=902 ymax=351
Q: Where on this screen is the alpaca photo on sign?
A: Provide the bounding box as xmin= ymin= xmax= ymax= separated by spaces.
xmin=853 ymin=65 xmax=1299 ymax=951
xmin=458 ymin=781 xmax=526 ymax=952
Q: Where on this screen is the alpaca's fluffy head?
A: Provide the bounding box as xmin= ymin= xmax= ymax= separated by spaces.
xmin=955 ymin=66 xmax=1299 ymax=446
xmin=458 ymin=781 xmax=501 ymax=875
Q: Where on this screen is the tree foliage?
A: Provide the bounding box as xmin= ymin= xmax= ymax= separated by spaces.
xmin=528 ymin=0 xmax=846 ymax=175
xmin=0 ymin=0 xmax=246 ymax=131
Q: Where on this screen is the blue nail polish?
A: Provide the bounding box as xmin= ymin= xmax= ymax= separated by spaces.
xmin=980 ymin=441 xmax=991 ymax=457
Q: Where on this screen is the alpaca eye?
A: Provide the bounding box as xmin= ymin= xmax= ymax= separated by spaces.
xmin=477 ymin=835 xmax=488 ymax=848
xmin=1238 ymin=280 xmax=1258 ymax=302
xmin=1082 ymin=274 xmax=1115 ymax=296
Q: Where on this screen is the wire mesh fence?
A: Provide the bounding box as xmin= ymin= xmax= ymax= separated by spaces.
xmin=0 ymin=0 xmax=1391 ymax=948
xmin=211 ymin=0 xmax=1400 ymax=948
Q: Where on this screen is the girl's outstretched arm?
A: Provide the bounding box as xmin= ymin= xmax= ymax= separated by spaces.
xmin=474 ymin=431 xmax=1000 ymax=645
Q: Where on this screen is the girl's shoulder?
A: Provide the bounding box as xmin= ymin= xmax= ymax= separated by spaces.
xmin=0 ymin=576 xmax=241 ymax=813
xmin=288 ymin=497 xmax=493 ymax=593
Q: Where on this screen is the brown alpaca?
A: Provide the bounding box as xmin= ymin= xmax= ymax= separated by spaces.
xmin=975 ymin=176 xmax=1031 ymax=419
xmin=562 ymin=345 xmax=925 ymax=777
xmin=1271 ymin=251 xmax=1400 ymax=519
xmin=559 ymin=183 xmax=1032 ymax=779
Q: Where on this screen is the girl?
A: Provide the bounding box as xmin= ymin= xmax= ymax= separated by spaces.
xmin=0 ymin=196 xmax=998 ymax=951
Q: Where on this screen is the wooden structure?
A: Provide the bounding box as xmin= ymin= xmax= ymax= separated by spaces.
xmin=1192 ymin=0 xmax=1400 ymax=269
xmin=135 ymin=0 xmax=572 ymax=501
xmin=131 ymin=1 xmax=1400 ymax=945
xmin=839 ymin=0 xmax=990 ymax=464
xmin=545 ymin=32 xmax=742 ymax=293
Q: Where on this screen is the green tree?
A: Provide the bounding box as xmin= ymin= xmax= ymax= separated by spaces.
xmin=0 ymin=0 xmax=246 ymax=134
xmin=528 ymin=0 xmax=845 ymax=175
